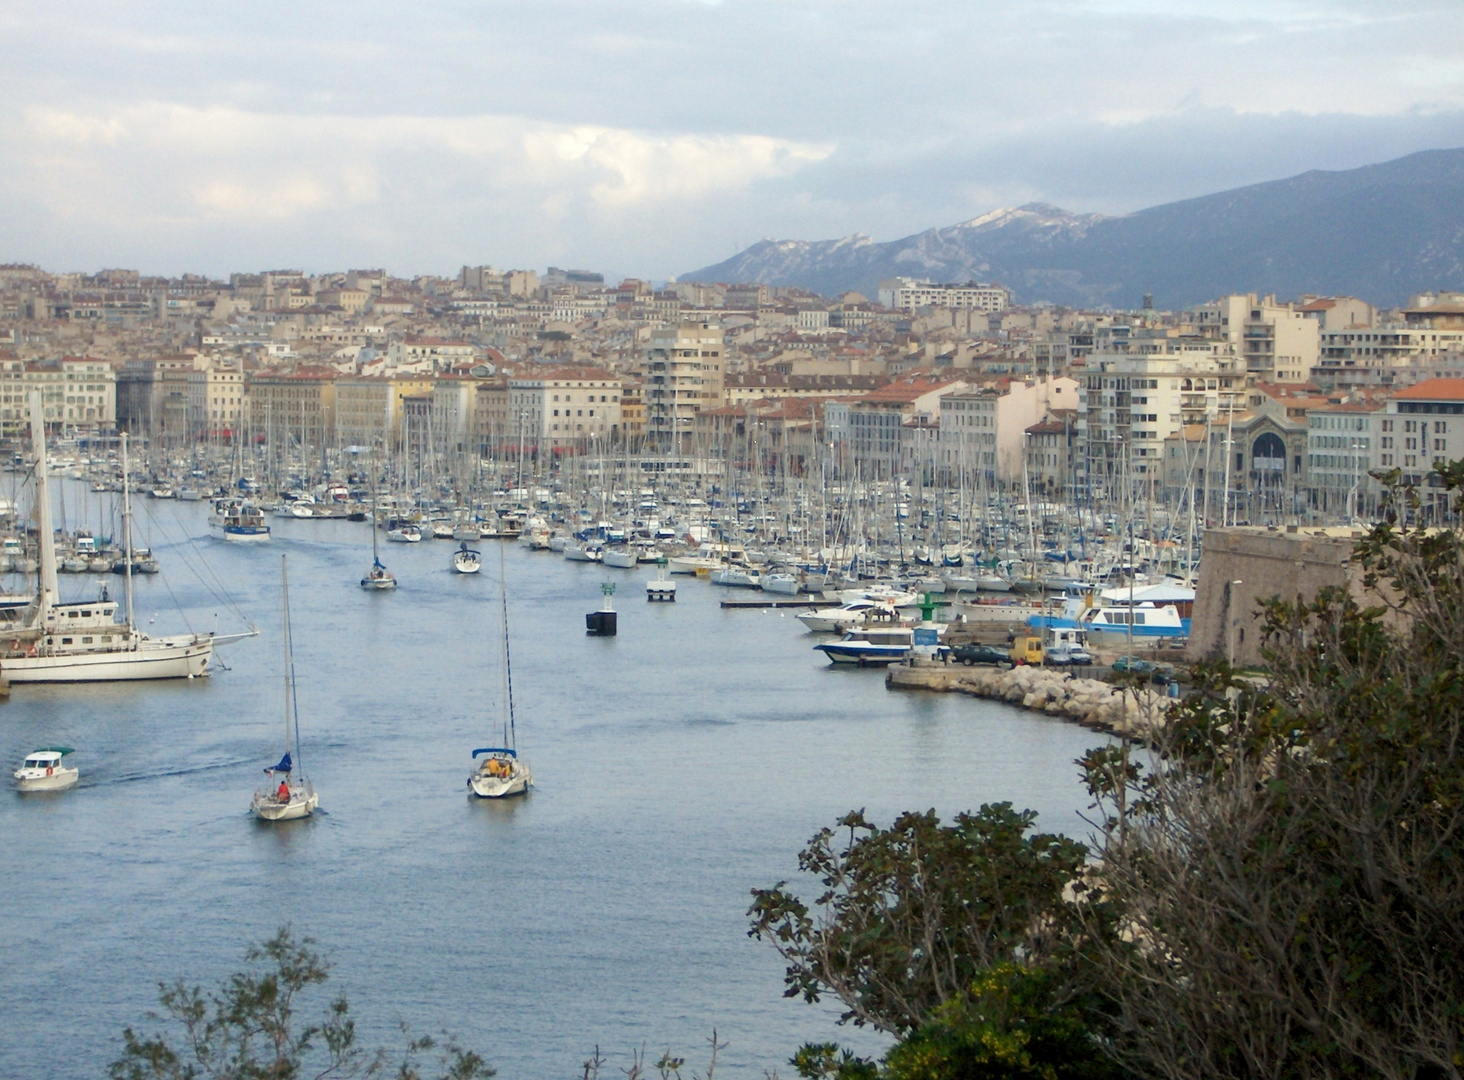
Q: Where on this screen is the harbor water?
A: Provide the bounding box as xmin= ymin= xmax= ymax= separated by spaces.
xmin=0 ymin=498 xmax=1108 ymax=1078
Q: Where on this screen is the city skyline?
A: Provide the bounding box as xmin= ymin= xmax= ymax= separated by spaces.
xmin=1 ymin=1 xmax=1462 ymax=279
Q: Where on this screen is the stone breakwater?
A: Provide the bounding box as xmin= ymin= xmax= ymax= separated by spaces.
xmin=886 ymin=661 xmax=1171 ymax=737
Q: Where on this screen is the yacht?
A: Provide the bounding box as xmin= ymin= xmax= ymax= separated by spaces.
xmin=601 ymin=545 xmax=638 ymax=569
xmin=209 ymin=498 xmax=271 ymax=542
xmin=14 ymin=747 xmax=78 ymax=792
xmin=815 ymin=625 xmax=921 ymax=666
xmin=797 ymin=599 xmax=900 ymax=634
xmin=0 ymin=416 xmax=235 ymax=682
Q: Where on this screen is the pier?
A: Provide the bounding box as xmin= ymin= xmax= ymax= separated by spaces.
xmin=718 ymin=597 xmax=839 ymax=609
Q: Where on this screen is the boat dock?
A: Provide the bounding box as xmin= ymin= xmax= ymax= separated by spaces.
xmin=719 ymin=597 xmax=839 ymax=609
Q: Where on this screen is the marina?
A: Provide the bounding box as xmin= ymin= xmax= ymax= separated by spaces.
xmin=0 ymin=491 xmax=1109 ymax=1079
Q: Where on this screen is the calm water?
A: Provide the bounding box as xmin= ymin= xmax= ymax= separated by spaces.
xmin=0 ymin=495 xmax=1107 ymax=1078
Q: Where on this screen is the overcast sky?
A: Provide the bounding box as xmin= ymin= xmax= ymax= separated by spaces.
xmin=1 ymin=0 xmax=1462 ymax=281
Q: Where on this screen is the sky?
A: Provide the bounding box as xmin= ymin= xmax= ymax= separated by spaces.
xmin=1 ymin=0 xmax=1463 ymax=281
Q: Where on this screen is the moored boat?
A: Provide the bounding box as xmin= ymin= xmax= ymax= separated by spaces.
xmin=14 ymin=747 xmax=78 ymax=792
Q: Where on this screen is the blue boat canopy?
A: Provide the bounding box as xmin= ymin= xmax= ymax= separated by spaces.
xmin=472 ymin=747 xmax=516 ymax=758
xmin=265 ymin=752 xmax=292 ymax=774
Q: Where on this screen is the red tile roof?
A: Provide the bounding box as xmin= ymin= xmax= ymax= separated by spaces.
xmin=1392 ymin=377 xmax=1464 ymax=401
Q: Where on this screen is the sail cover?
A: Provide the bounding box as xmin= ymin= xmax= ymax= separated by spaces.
xmin=265 ymin=752 xmax=293 ymax=774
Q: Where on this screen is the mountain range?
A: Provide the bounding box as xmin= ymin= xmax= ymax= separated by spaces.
xmin=682 ymin=148 xmax=1464 ymax=308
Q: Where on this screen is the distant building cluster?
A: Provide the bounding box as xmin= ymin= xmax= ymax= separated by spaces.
xmin=1 ymin=258 xmax=1462 ymax=513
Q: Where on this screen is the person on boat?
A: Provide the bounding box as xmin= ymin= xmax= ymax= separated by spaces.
xmin=277 ymin=778 xmax=290 ymax=803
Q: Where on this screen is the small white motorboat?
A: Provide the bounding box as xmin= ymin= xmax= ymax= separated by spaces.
xmin=14 ymin=747 xmax=78 ymax=792
xmin=452 ymin=544 xmax=482 ymax=575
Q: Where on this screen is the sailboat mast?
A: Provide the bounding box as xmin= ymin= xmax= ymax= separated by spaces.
xmin=498 ymin=541 xmax=515 ymax=750
xmin=282 ymin=554 xmax=294 ymax=762
xmin=121 ymin=432 xmax=135 ymax=632
xmin=29 ymin=392 xmax=58 ymax=617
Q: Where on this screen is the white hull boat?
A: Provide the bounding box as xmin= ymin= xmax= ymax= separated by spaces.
xmin=468 ymin=752 xmax=532 ymax=798
xmin=253 ymin=555 xmax=319 ymax=823
xmin=601 ymin=547 xmax=638 ymax=569
xmin=452 ymin=545 xmax=482 ymax=574
xmin=759 ymin=573 xmax=801 ymax=595
xmin=14 ymin=747 xmax=78 ymax=791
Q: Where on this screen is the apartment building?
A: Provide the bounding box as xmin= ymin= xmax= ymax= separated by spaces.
xmin=839 ymin=375 xmax=968 ymax=479
xmin=645 ymin=323 xmax=724 ymax=449
xmin=509 ymin=366 xmax=622 ymax=449
xmin=877 ymin=277 xmax=1010 ymax=313
xmin=937 ymin=377 xmax=1079 ymax=485
xmin=386 ymin=336 xmax=476 ymax=373
xmin=335 ymin=377 xmax=393 ymax=449
xmin=186 ymin=361 xmax=247 ymax=436
xmin=0 ymin=356 xmax=117 ymax=434
xmin=1193 ymin=293 xmax=1320 ymax=383
xmin=1306 ymin=402 xmax=1380 ymax=517
xmin=1024 ymin=412 xmax=1078 ymax=496
xmin=249 ymin=366 xmax=337 ymax=450
xmin=1078 ymin=337 xmax=1244 ymax=496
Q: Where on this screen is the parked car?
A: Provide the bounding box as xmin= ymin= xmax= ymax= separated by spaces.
xmin=1110 ymin=655 xmax=1155 ymax=676
xmin=1047 ymin=646 xmax=1093 ymax=667
xmin=952 ymin=642 xmax=1011 ymax=666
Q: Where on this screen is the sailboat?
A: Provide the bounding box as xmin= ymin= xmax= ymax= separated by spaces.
xmin=468 ymin=543 xmax=532 ymax=798
xmin=251 ymin=554 xmax=319 ymax=822
xmin=451 ymin=542 xmax=482 ymax=575
xmin=0 ymin=396 xmax=249 ymax=682
xmin=360 ymin=487 xmax=397 ymax=590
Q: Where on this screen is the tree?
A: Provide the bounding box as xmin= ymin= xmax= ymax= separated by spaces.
xmin=109 ymin=926 xmax=494 ymax=1080
xmin=1078 ymin=465 xmax=1464 ymax=1080
xmin=748 ymin=804 xmax=1093 ymax=1036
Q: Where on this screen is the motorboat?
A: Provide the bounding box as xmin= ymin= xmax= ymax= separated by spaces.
xmin=209 ymin=499 xmax=271 ymax=542
xmin=252 ymin=555 xmax=319 ymax=823
xmin=815 ymin=625 xmax=919 ymax=666
xmin=452 ymin=544 xmax=482 ymax=575
xmin=797 ymin=599 xmax=899 ymax=633
xmin=14 ymin=747 xmax=78 ymax=792
xmin=386 ymin=524 xmax=422 ymax=543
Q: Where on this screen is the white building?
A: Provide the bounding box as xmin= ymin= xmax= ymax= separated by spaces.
xmin=877 ymin=277 xmax=1010 ymax=313
xmin=509 ymin=366 xmax=622 ymax=448
xmin=1079 ymin=338 xmax=1244 ymax=496
xmin=938 ymin=377 xmax=1079 ymax=485
xmin=645 ymin=323 xmax=724 ymax=448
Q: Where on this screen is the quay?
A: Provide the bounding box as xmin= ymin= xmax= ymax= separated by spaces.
xmin=886 ymin=659 xmax=1170 ymax=737
xmin=718 ymin=597 xmax=839 ymax=609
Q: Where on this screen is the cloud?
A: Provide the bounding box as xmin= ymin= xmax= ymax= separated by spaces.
xmin=0 ymin=102 xmax=832 ymax=269
xmin=0 ymin=1 xmax=1461 ymax=276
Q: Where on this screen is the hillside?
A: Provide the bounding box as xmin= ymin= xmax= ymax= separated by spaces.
xmin=682 ymin=148 xmax=1464 ymax=307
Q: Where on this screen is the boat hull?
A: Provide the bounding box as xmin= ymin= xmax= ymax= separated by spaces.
xmin=15 ymin=767 xmax=78 ymax=791
xmin=469 ymin=766 xmax=532 ymax=798
xmin=815 ymin=643 xmax=910 ymax=666
xmin=1 ymin=636 xmax=213 ymax=682
xmin=210 ymin=524 xmax=271 ymax=542
xmin=252 ymin=790 xmax=319 ymax=821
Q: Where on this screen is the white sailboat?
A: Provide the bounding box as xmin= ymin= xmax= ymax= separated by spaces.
xmin=468 ymin=543 xmax=532 ymax=799
xmin=451 ymin=542 xmax=482 ymax=575
xmin=0 ymin=400 xmax=243 ymax=682
xmin=251 ymin=555 xmax=319 ymax=822
xmin=360 ymin=489 xmax=397 ymax=590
